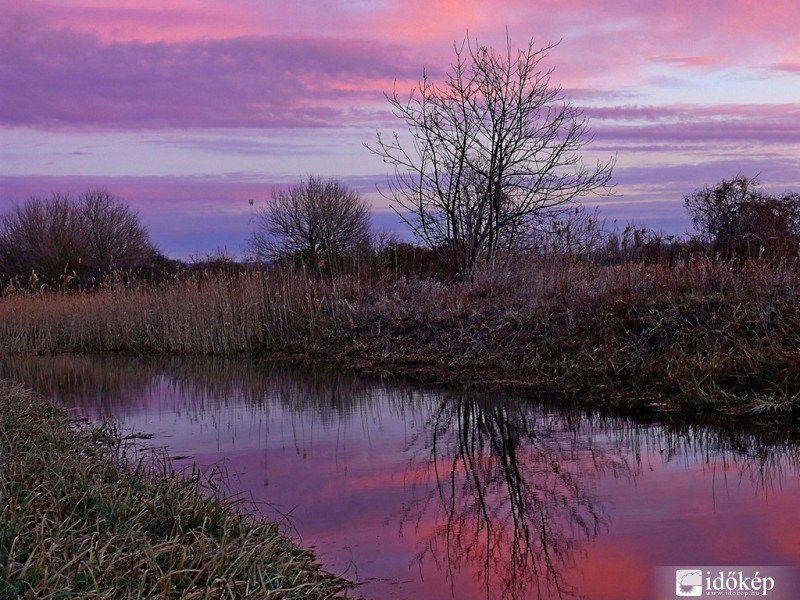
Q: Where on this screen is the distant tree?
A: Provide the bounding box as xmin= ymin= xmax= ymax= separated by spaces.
xmin=0 ymin=189 xmax=158 ymax=286
xmin=0 ymin=193 xmax=82 ymax=284
xmin=247 ymin=176 xmax=372 ymax=265
xmin=367 ymin=33 xmax=614 ymax=279
xmin=684 ymin=175 xmax=800 ymax=259
xmin=80 ymin=189 xmax=157 ymax=272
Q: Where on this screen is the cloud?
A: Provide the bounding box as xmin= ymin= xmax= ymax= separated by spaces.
xmin=1 ymin=0 xmax=256 ymax=42
xmin=653 ymin=55 xmax=723 ymax=69
xmin=582 ymin=104 xmax=800 ymax=150
xmin=145 ymin=135 xmax=341 ymax=158
xmin=0 ymin=10 xmax=416 ymax=130
xmin=597 ymin=121 xmax=800 ymax=145
xmin=768 ymin=62 xmax=800 ymax=74
xmin=5 ymin=0 xmax=800 ymax=132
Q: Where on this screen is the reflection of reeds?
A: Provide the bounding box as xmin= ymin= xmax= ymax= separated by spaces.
xmin=0 ymin=381 xmax=349 ymax=599
xmin=0 ymin=354 xmax=157 ymax=418
xmin=5 ymin=354 xmax=800 ymax=486
xmin=0 ymin=354 xmax=427 ymax=425
xmin=6 ymin=354 xmax=800 ymax=486
xmin=607 ymin=415 xmax=800 ymax=494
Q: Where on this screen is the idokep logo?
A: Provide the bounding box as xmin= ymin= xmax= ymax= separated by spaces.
xmin=675 ymin=570 xmax=703 ymax=596
xmin=659 ymin=566 xmax=795 ymax=598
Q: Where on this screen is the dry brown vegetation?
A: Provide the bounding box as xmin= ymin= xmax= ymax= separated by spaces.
xmin=3 ymin=255 xmax=800 ymax=414
xmin=0 ymin=381 xmax=350 ymax=599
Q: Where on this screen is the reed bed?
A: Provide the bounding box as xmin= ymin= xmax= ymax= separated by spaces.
xmin=0 ymin=381 xmax=350 ymax=599
xmin=3 ymin=257 xmax=800 ymax=412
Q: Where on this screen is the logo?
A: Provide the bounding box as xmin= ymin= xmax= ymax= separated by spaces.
xmin=675 ymin=570 xmax=703 ymax=596
xmin=656 ymin=566 xmax=796 ymax=598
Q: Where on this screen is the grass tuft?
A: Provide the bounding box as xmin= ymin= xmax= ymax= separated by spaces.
xmin=0 ymin=381 xmax=351 ymax=599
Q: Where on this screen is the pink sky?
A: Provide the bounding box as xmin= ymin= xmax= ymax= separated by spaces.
xmin=3 ymin=0 xmax=800 ymax=258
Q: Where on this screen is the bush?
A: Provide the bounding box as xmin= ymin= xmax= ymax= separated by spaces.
xmin=0 ymin=189 xmax=159 ymax=287
xmin=247 ymin=176 xmax=372 ymax=268
xmin=684 ymin=175 xmax=800 ymax=260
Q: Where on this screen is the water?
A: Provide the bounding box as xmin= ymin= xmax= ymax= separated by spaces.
xmin=2 ymin=355 xmax=800 ymax=599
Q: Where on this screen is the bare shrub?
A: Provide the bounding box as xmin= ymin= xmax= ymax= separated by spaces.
xmin=536 ymin=206 xmax=607 ymax=259
xmin=0 ymin=189 xmax=158 ymax=287
xmin=0 ymin=193 xmax=82 ymax=285
xmin=80 ymin=189 xmax=157 ymax=272
xmin=247 ymin=176 xmax=372 ymax=269
xmin=684 ymin=174 xmax=800 ymax=260
xmin=600 ymin=224 xmax=687 ymax=265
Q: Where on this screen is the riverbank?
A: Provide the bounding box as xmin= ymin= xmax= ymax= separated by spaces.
xmin=0 ymin=381 xmax=350 ymax=598
xmin=2 ymin=257 xmax=800 ymax=415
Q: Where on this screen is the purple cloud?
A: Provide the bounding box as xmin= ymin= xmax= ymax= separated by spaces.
xmin=583 ymin=104 xmax=800 ymax=147
xmin=768 ymin=62 xmax=800 ymax=74
xmin=0 ymin=13 xmax=416 ymax=130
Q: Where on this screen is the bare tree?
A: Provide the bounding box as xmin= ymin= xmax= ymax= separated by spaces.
xmin=684 ymin=174 xmax=800 ymax=260
xmin=0 ymin=193 xmax=82 ymax=284
xmin=0 ymin=190 xmax=158 ymax=286
xmin=367 ymin=34 xmax=614 ymax=278
xmin=247 ymin=176 xmax=372 ymax=265
xmin=79 ymin=189 xmax=157 ymax=271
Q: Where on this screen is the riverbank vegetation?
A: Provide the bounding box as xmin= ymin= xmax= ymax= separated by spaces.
xmin=0 ymin=381 xmax=350 ymax=598
xmin=2 ymin=246 xmax=800 ymax=415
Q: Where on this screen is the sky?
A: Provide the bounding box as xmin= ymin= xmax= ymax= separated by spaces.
xmin=2 ymin=0 xmax=800 ymax=259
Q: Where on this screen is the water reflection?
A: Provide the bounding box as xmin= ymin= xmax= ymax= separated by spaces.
xmin=0 ymin=354 xmax=385 ymax=421
xmin=2 ymin=355 xmax=800 ymax=600
xmin=401 ymin=397 xmax=626 ymax=599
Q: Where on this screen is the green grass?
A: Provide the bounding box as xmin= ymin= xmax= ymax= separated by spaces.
xmin=0 ymin=381 xmax=351 ymax=599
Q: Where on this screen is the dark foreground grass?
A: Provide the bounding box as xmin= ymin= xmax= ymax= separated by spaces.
xmin=0 ymin=381 xmax=351 ymax=599
xmin=3 ymin=257 xmax=800 ymax=414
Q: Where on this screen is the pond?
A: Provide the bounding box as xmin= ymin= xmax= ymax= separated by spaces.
xmin=2 ymin=355 xmax=799 ymax=599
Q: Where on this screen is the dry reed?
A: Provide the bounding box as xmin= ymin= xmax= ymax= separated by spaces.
xmin=3 ymin=257 xmax=800 ymax=413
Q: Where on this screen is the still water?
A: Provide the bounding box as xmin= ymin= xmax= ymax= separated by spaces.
xmin=2 ymin=355 xmax=800 ymax=599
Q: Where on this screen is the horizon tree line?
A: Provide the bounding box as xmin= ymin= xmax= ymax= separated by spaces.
xmin=3 ymin=171 xmax=798 ymax=289
xmin=3 ymin=33 xmax=800 ymax=286
xmin=0 ymin=189 xmax=161 ymax=289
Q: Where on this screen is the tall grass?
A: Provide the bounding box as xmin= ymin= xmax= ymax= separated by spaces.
xmin=3 ymin=257 xmax=800 ymax=412
xmin=0 ymin=381 xmax=351 ymax=599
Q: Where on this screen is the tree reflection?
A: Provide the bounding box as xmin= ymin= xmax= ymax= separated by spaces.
xmin=399 ymin=395 xmax=629 ymax=600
